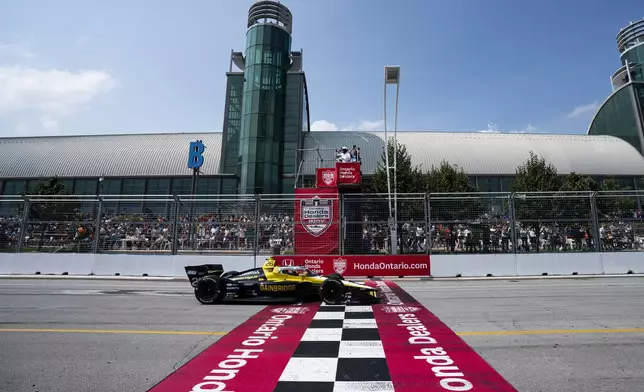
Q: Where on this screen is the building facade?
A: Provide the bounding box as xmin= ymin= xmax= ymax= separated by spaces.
xmin=588 ymin=18 xmax=644 ymax=154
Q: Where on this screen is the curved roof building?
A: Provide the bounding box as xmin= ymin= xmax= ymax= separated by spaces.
xmin=588 ymin=18 xmax=644 ymax=154
xmin=1 ymin=130 xmax=643 ymax=197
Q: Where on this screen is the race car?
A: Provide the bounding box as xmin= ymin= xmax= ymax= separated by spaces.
xmin=184 ymin=257 xmax=380 ymax=305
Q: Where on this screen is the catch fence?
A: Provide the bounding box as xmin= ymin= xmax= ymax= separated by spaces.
xmin=1 ymin=191 xmax=643 ymax=255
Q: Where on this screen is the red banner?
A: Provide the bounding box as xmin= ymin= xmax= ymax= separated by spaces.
xmin=315 ymin=167 xmax=337 ymax=187
xmin=273 ymin=254 xmax=430 ymax=277
xmin=294 ymin=188 xmax=339 ymax=255
xmin=336 ymin=162 xmax=361 ymax=184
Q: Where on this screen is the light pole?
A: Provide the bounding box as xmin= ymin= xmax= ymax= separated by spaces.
xmin=384 ymin=65 xmax=400 ymax=254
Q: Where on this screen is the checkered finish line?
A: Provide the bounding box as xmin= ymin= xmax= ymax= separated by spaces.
xmin=274 ymin=303 xmax=393 ymax=392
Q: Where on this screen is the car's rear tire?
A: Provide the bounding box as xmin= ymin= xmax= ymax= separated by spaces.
xmin=194 ymin=276 xmax=223 ymax=304
xmin=320 ymin=278 xmax=346 ymax=305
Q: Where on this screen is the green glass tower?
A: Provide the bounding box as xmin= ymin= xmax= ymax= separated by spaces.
xmin=219 ymin=0 xmax=310 ymax=195
xmin=588 ymin=18 xmax=644 ymax=154
xmin=238 ymin=1 xmax=292 ymax=194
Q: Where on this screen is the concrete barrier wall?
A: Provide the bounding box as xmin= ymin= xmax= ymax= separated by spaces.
xmin=430 ymin=252 xmax=642 ymax=277
xmin=0 ymin=253 xmax=257 ymax=277
xmin=0 ymin=252 xmax=642 ymax=278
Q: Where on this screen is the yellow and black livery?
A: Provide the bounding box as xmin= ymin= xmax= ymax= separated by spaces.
xmin=185 ymin=257 xmax=380 ymax=305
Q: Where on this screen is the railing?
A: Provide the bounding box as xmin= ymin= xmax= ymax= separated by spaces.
xmin=1 ymin=191 xmax=643 ymax=255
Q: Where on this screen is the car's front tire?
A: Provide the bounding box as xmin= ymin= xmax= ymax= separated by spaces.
xmin=194 ymin=276 xmax=223 ymax=304
xmin=320 ymin=278 xmax=346 ymax=305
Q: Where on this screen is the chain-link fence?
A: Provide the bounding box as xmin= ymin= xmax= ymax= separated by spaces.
xmin=3 ymin=191 xmax=644 ymax=254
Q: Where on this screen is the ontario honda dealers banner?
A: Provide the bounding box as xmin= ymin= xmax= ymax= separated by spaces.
xmin=294 ymin=188 xmax=340 ymax=254
xmin=274 ymin=255 xmax=430 ymax=277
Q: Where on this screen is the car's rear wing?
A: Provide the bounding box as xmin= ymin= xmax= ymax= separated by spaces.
xmin=184 ymin=264 xmax=225 ymax=287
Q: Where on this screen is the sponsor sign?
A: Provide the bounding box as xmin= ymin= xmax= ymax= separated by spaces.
xmin=274 ymin=255 xmax=430 ymax=277
xmin=147 ymin=304 xmax=319 ymax=392
xmin=316 ymin=167 xmax=337 ymax=187
xmin=336 ymin=162 xmax=361 ymax=185
xmin=367 ymin=281 xmax=518 ymax=391
xmin=260 ymin=284 xmax=297 ymax=292
xmin=294 ymin=188 xmax=340 ymax=255
xmin=300 ymin=197 xmax=333 ymax=237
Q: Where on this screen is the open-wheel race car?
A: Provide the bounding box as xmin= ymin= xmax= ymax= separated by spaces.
xmin=184 ymin=257 xmax=380 ymax=305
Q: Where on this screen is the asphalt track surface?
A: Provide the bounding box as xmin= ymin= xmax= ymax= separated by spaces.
xmin=1 ymin=277 xmax=643 ymax=392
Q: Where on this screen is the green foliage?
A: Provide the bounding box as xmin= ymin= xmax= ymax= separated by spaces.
xmin=424 ymin=160 xmax=478 ymax=194
xmin=510 ymin=153 xmax=594 ymax=241
xmin=16 ymin=177 xmax=84 ymax=251
xmin=371 ymin=139 xmax=425 ymax=194
xmin=561 ymin=172 xmax=599 ymax=192
xmin=24 ymin=177 xmax=79 ymax=222
xmin=595 ymin=178 xmax=637 ymax=218
xmin=510 ymin=151 xmax=562 ymax=193
xmin=424 ymin=160 xmax=484 ymax=223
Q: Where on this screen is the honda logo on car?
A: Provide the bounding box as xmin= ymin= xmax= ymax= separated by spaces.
xmin=398 ymin=312 xmax=473 ymax=391
xmin=189 ymin=314 xmax=293 ymax=392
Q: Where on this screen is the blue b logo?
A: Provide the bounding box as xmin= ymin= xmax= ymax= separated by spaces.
xmin=187 ymin=140 xmax=205 ymax=169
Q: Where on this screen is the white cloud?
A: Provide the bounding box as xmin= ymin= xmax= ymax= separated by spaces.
xmin=478 ymin=123 xmax=500 ymax=133
xmin=478 ymin=123 xmax=540 ymax=134
xmin=567 ymin=101 xmax=599 ymax=118
xmin=310 ymin=119 xmax=385 ymax=132
xmin=355 ymin=120 xmax=384 ymax=132
xmin=0 ymin=42 xmax=35 ymax=59
xmin=0 ymin=66 xmax=115 ymax=123
xmin=310 ymin=120 xmax=338 ymax=131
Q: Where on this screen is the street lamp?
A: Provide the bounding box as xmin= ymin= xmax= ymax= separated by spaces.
xmin=384 ymin=65 xmax=400 ymax=254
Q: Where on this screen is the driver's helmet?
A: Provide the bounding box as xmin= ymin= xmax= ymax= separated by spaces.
xmin=294 ymin=267 xmax=306 ymax=276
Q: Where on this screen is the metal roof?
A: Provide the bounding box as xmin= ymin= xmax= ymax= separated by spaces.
xmin=301 ymin=131 xmax=644 ymax=176
xmin=0 ymin=131 xmax=643 ymax=179
xmin=0 ymin=133 xmax=222 ymax=179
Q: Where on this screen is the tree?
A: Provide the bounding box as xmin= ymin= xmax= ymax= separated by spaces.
xmin=20 ymin=177 xmax=82 ymax=251
xmin=511 ymin=151 xmax=561 ymax=192
xmin=561 ymin=172 xmax=599 ymax=192
xmin=424 ymin=160 xmax=483 ymax=223
xmin=371 ymin=139 xmax=425 ymax=194
xmin=596 ymin=178 xmax=637 ymax=219
xmin=510 ymin=152 xmax=567 ymax=252
xmin=424 ymin=161 xmax=478 ymax=194
xmin=366 ymin=140 xmax=426 ymax=223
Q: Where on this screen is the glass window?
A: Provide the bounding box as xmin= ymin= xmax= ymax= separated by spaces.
xmin=197 ymin=177 xmax=220 ymax=194
xmin=146 ymin=178 xmax=170 ymax=194
xmin=27 ymin=179 xmax=45 ymax=193
xmin=122 ymin=179 xmax=145 ymax=195
xmin=101 ymin=179 xmax=121 ymax=195
xmin=588 ymin=85 xmax=642 ymax=153
xmin=171 ymin=178 xmax=192 ymax=195
xmin=500 ymin=177 xmax=515 ymax=192
xmin=2 ymin=180 xmax=25 ymax=195
xmin=477 ymin=177 xmax=501 ymax=192
xmin=74 ymin=179 xmax=98 ymax=195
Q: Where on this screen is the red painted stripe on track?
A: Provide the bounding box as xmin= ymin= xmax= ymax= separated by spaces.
xmin=147 ymin=303 xmax=320 ymax=392
xmin=367 ymin=280 xmax=517 ymax=391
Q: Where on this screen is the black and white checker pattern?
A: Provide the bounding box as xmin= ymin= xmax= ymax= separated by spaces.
xmin=274 ymin=303 xmax=393 ymax=392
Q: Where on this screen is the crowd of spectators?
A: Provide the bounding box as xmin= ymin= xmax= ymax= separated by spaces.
xmin=1 ymin=206 xmax=644 ymax=254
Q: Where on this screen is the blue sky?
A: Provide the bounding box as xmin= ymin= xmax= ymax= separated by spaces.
xmin=0 ymin=0 xmax=639 ymax=137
